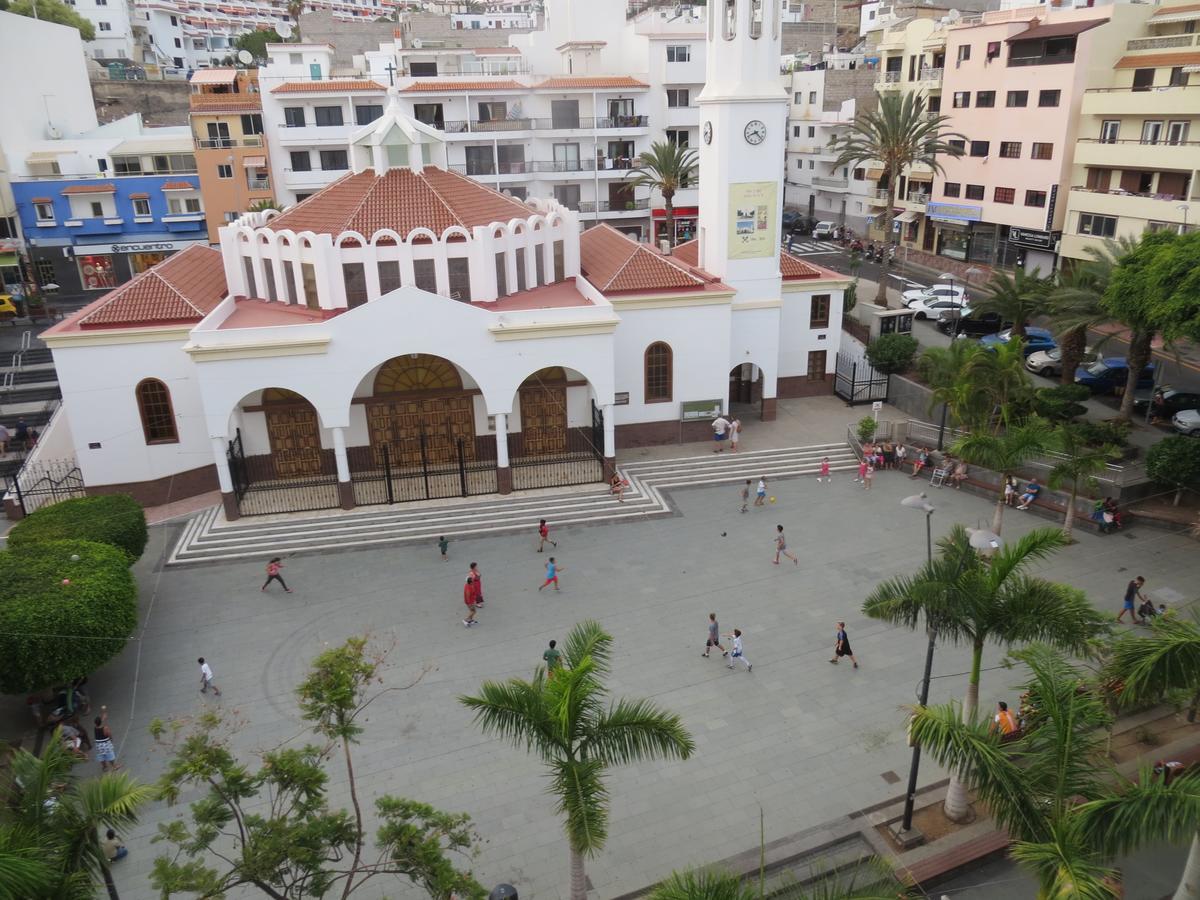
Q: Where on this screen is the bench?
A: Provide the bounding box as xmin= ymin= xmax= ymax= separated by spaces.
xmin=897 ymin=829 xmax=1010 ymax=888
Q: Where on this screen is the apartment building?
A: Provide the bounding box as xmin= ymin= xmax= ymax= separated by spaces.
xmin=189 ymin=69 xmax=275 ymax=236
xmin=783 ymin=65 xmax=878 ymax=234
xmin=1059 ymin=0 xmax=1200 ymax=263
xmin=260 ymin=0 xmax=711 ymax=242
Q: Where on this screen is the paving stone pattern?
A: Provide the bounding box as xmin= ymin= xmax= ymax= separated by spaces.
xmin=79 ymin=471 xmax=1199 ymax=899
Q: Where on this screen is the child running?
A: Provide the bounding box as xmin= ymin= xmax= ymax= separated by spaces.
xmin=262 ymin=557 xmax=292 ymax=593
xmin=726 ymin=629 xmax=751 ymax=672
xmin=537 ymin=519 xmax=557 ymax=553
xmin=703 ymin=613 xmax=727 ymax=658
xmin=538 ymin=557 xmax=561 ymax=592
xmin=829 ymin=621 xmax=858 ymax=668
xmin=740 ymin=480 xmax=751 ymax=514
xmin=438 ymin=536 xmax=449 ymax=561
xmin=754 ymin=476 xmax=767 ymax=507
xmin=773 ymin=524 xmax=798 ymax=566
xmin=855 ymin=456 xmax=867 ymax=484
xmin=818 ymin=457 xmax=831 ymax=484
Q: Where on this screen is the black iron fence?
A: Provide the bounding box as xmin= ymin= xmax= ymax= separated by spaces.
xmin=5 ymin=458 xmax=86 ymax=516
xmin=227 ymin=430 xmax=341 ymax=516
xmin=511 ymin=423 xmax=604 ymax=491
xmin=349 ymin=436 xmax=498 ymax=505
xmin=834 ymin=352 xmax=889 ymax=405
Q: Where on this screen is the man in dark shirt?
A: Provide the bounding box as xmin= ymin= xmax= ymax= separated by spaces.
xmin=1118 ymin=576 xmax=1146 ymax=625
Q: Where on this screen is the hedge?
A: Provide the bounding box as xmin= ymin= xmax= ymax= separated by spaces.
xmin=8 ymin=494 xmax=148 ymax=563
xmin=0 ymin=540 xmax=138 ymax=695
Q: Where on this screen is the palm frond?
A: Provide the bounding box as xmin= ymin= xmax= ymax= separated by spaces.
xmin=1106 ymin=615 xmax=1200 ymax=708
xmin=585 ymin=699 xmax=695 ymax=765
xmin=458 ymin=678 xmax=561 ymax=759
xmin=645 ymin=867 xmax=759 ymax=900
xmin=551 ymin=756 xmax=609 ymax=857
xmin=561 ymin=619 xmax=613 ymax=675
xmin=1076 ymin=768 xmax=1200 ymax=858
xmin=990 ymin=577 xmax=1110 ymax=656
xmin=1009 ymin=829 xmax=1120 ymax=900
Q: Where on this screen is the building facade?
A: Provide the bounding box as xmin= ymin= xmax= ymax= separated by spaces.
xmin=38 ymin=0 xmax=847 ymax=519
xmin=189 ymin=68 xmax=275 ymax=236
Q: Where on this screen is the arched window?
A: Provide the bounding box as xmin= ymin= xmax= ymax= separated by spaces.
xmin=644 ymin=342 xmax=673 ymax=403
xmin=136 ymin=378 xmax=178 ymax=444
xmin=723 ymin=0 xmax=737 ymax=40
xmin=749 ymin=0 xmax=763 ymax=39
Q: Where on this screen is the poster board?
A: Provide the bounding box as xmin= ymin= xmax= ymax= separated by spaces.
xmin=728 ymin=181 xmax=778 ymax=259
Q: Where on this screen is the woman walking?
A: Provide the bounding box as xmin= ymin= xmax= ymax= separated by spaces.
xmin=93 ymin=707 xmax=121 ymax=772
xmin=262 ymin=557 xmax=291 ymax=593
xmin=829 ymin=622 xmax=858 ymax=668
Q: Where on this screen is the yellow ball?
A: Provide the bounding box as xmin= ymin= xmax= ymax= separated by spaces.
xmin=769 ymin=496 xmax=776 ymax=503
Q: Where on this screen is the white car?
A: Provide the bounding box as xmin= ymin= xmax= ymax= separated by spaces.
xmin=811 ymin=220 xmax=837 ymax=239
xmin=1174 ymin=409 xmax=1200 ymax=437
xmin=901 ymin=283 xmax=968 ymax=309
xmin=906 ymin=297 xmax=971 ymax=321
xmin=1025 ymin=348 xmax=1064 ymax=378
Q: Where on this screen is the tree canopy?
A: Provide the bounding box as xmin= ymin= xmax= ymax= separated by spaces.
xmin=1145 ymin=435 xmax=1200 ymax=505
xmin=865 ymin=333 xmax=918 ymax=375
xmin=1105 ymin=230 xmax=1200 ymax=345
xmin=9 ymin=494 xmax=148 ymax=563
xmin=233 ymin=28 xmax=284 ymax=61
xmin=4 ymin=0 xmax=95 ymax=40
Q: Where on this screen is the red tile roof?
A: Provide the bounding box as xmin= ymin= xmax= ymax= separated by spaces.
xmin=1114 ymin=50 xmax=1200 ymax=67
xmin=31 ymin=197 xmax=52 ymax=203
xmin=128 ymin=192 xmax=150 ymax=200
xmin=670 ymin=239 xmax=700 ymax=266
xmin=271 ymin=79 xmax=385 ymax=93
xmin=162 ymin=181 xmax=199 ymax=191
xmin=1152 ymin=2 xmax=1200 ymax=14
xmin=537 ymin=75 xmax=648 ymax=90
xmin=189 ymin=93 xmax=263 ymax=112
xmin=673 ymin=240 xmax=834 ymax=281
xmin=66 ymin=245 xmax=226 ymax=330
xmin=400 ymin=79 xmax=526 ymax=93
xmin=61 ymin=184 xmax=116 ymax=195
xmin=580 ymin=225 xmax=706 ymax=294
xmin=266 ymin=167 xmax=531 ymax=237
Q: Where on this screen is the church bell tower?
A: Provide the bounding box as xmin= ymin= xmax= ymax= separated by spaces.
xmin=697 ymin=0 xmax=788 ymax=302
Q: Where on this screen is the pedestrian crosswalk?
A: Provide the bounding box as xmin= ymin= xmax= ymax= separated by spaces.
xmin=783 ymin=239 xmax=841 ymax=255
xmin=166 ymin=442 xmax=860 ymax=565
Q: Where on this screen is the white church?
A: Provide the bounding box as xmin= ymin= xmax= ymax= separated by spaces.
xmin=40 ymin=0 xmax=848 ymax=520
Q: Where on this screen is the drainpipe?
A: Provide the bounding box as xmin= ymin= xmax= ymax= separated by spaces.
xmin=592 ymin=89 xmax=600 ymax=220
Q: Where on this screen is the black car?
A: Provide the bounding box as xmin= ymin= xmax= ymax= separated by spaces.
xmin=781 ymin=210 xmax=811 ymax=235
xmin=1135 ymin=388 xmax=1200 ymax=419
xmin=935 ymin=310 xmax=1007 ymax=337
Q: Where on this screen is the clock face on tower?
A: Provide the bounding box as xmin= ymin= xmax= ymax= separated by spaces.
xmin=703 ymin=121 xmax=712 ymax=145
xmin=743 ymin=120 xmax=766 ymax=145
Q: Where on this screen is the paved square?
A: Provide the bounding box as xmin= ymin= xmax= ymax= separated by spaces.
xmin=62 ymin=471 xmax=1200 ymax=898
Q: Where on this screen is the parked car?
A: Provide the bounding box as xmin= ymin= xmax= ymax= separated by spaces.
xmin=1173 ymin=409 xmax=1200 ymax=436
xmin=1025 ymin=348 xmax=1065 ymax=378
xmin=0 ymin=295 xmax=17 ymax=319
xmin=901 ymin=283 xmax=968 ymax=307
xmin=811 ymin=220 xmax=837 ymax=240
xmin=980 ymin=326 xmax=1057 ymax=356
xmin=1134 ymin=388 xmax=1200 ymax=419
xmin=907 ymin=297 xmax=971 ymax=321
xmin=936 ymin=310 xmax=1006 ymax=337
xmin=782 ymin=210 xmax=805 ymax=234
xmin=1074 ymin=358 xmax=1156 ymax=394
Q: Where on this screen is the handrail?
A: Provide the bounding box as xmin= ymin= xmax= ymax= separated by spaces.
xmin=1078 ymin=138 xmax=1200 ymax=146
xmin=21 ymin=330 xmax=32 ymax=352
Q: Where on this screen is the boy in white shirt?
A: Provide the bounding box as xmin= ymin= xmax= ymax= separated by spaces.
xmin=198 ymin=657 xmax=221 ymax=696
xmin=725 ymin=629 xmax=752 ymax=672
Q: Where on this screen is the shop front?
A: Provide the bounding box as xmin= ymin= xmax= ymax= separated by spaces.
xmin=28 ymin=237 xmax=209 ymax=297
xmin=652 ymin=206 xmax=698 ymax=245
xmin=926 ymin=202 xmax=983 ymax=262
xmin=1006 ymin=225 xmax=1061 ymax=274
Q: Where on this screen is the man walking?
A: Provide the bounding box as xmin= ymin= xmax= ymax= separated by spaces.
xmin=726 ymin=629 xmax=751 ymax=672
xmin=1118 ymin=575 xmax=1147 ymax=624
xmin=543 ymin=639 xmax=562 ymax=677
xmin=198 ymin=657 xmax=222 ymax=696
xmin=711 ymin=413 xmax=730 ymax=452
xmin=829 ymin=622 xmax=858 ymax=668
xmin=538 ymin=557 xmax=561 ymax=592
xmin=537 ymin=519 xmax=557 ymax=553
xmin=773 ymin=524 xmax=798 ymax=566
xmin=703 ymin=613 xmax=727 ymax=658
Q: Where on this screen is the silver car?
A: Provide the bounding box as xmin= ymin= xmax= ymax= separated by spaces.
xmin=1173 ymin=409 xmax=1200 ymax=437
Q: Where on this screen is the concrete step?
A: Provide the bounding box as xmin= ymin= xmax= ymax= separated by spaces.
xmin=167 ymin=442 xmax=859 ymax=565
xmin=0 ymin=386 xmax=61 ymax=404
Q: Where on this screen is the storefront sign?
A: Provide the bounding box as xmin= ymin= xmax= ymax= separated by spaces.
xmin=73 ymin=239 xmax=203 ymax=256
xmin=926 ymin=203 xmax=983 ymax=223
xmin=1008 ymin=226 xmax=1058 ymax=250
xmin=680 ymin=399 xmax=723 ymax=422
xmin=1044 ymin=184 xmax=1059 ymax=233
xmin=728 ymin=181 xmax=777 ymax=259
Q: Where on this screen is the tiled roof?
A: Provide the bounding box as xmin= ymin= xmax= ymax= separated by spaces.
xmin=673 ymin=240 xmax=829 ymax=281
xmin=555 ymin=40 xmax=607 ymax=49
xmin=128 ymin=192 xmax=150 ymax=199
xmin=670 ymin=239 xmax=699 ymax=266
xmin=400 ymin=79 xmax=526 ymax=93
xmin=1153 ymin=2 xmax=1200 ymax=14
xmin=189 ymin=93 xmax=263 ymax=112
xmin=73 ymin=245 xmax=226 ymax=329
xmin=30 ymin=197 xmax=52 ymax=203
xmin=61 ymin=184 xmax=116 ymax=195
xmin=1115 ymin=50 xmax=1200 ymax=67
xmin=579 ymin=225 xmax=705 ymax=294
xmin=537 ymin=75 xmax=648 ymax=90
xmin=162 ymin=181 xmax=198 ymax=191
xmin=271 ymin=79 xmax=385 ymax=93
xmin=266 ymin=167 xmax=531 ymax=237
xmin=473 ymin=47 xmax=521 ymax=55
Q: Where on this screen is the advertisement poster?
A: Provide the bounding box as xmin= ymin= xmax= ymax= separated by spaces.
xmin=728 ymin=181 xmax=777 ymax=259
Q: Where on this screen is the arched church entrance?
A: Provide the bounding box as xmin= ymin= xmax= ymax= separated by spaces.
xmin=365 ymin=355 xmax=478 ymax=467
xmin=518 ymin=367 xmax=568 ymax=455
xmin=263 ymin=388 xmax=323 ymax=477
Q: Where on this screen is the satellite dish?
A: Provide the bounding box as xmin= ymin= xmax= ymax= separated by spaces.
xmin=412 ymin=37 xmax=423 ymax=49
xmin=237 ymin=49 xmax=254 ymax=64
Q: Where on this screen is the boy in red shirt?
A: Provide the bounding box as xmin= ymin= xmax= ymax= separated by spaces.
xmin=537 ymin=519 xmax=557 ymax=553
xmin=463 ymin=576 xmax=479 ymax=627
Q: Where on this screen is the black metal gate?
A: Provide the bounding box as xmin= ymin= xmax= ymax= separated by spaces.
xmin=510 ymin=402 xmax=604 ymax=491
xmin=350 ymin=434 xmax=498 ymax=505
xmin=834 ymin=352 xmax=889 ymax=405
xmin=227 ymin=428 xmax=341 ymax=516
xmin=5 ymin=459 xmax=86 ymax=516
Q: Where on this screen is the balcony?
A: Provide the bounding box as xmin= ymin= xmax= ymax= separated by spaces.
xmin=905 ymin=192 xmax=931 ymax=206
xmin=918 ymin=67 xmax=944 ymax=83
xmin=448 ymin=162 xmax=536 ymax=178
xmin=812 ymin=175 xmax=849 ymax=190
xmin=1126 ymin=35 xmax=1195 ymax=51
xmin=1067 ymin=186 xmax=1195 ymax=223
xmin=281 ymin=168 xmax=340 ymax=189
xmin=247 ymin=176 xmax=271 ymax=191
xmin=195 ymin=137 xmax=264 ymax=149
xmin=274 ymin=123 xmax=354 ymax=145
xmin=1080 ymin=84 xmax=1200 ymax=117
xmin=1075 ymin=137 xmax=1200 ymax=170
xmin=877 ymin=71 xmax=902 ymax=89
xmin=578 ymin=198 xmax=651 ymax=214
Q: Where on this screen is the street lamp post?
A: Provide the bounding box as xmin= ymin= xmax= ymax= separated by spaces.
xmin=1179 ymin=204 xmax=1191 ymax=235
xmin=896 ymin=492 xmax=937 ymax=844
xmin=935 ymin=271 xmax=960 ymax=452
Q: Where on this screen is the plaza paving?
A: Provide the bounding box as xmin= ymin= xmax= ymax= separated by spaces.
xmin=26 ymin=460 xmax=1200 ymax=898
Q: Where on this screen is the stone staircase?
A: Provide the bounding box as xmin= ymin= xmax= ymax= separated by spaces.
xmin=166 ymin=442 xmax=858 ymax=565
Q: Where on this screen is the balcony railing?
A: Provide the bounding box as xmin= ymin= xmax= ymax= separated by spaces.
xmin=812 ymin=175 xmax=849 ymax=188
xmin=918 ymin=67 xmax=944 ymax=81
xmin=443 ymin=115 xmax=650 ymax=133
xmin=1070 ymin=186 xmax=1193 ymax=202
xmin=905 ymin=192 xmax=931 ymax=205
xmin=247 ymin=177 xmax=271 ymax=191
xmin=449 ymin=158 xmax=642 ymax=176
xmin=1078 ymin=137 xmax=1200 ymax=147
xmin=879 ymin=71 xmax=902 ymax=84
xmin=1126 ymin=35 xmax=1195 ymax=51
xmin=195 ymin=137 xmax=264 ymax=149
xmin=1085 ymin=84 xmax=1200 ymax=94
xmin=578 ymin=198 xmax=651 ymax=213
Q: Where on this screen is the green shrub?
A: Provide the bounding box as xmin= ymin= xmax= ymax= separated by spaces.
xmin=0 ymin=540 xmax=138 ymax=694
xmin=856 ymin=415 xmax=878 ymax=443
xmin=9 ymin=494 xmax=148 ymax=563
xmin=1075 ymin=419 xmax=1132 ymax=450
xmin=1033 ymin=384 xmax=1091 ymax=422
xmin=1146 ymin=435 xmax=1200 ymax=504
xmin=865 ymin=333 xmax=919 ymax=375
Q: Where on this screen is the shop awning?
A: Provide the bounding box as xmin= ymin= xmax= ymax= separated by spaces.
xmin=1151 ymin=4 xmax=1200 ymax=24
xmin=895 ymin=210 xmax=920 ymax=223
xmin=865 ymin=168 xmax=884 ymax=180
xmin=1007 ymin=18 xmax=1107 ymax=42
xmin=242 ymin=155 xmax=267 ymax=168
xmin=907 ymin=171 xmax=932 ymax=182
xmin=25 ymin=150 xmax=65 ymax=165
xmin=189 ymin=68 xmax=238 ymax=84
xmin=111 ymin=134 xmax=195 ymax=155
xmin=0 ymin=253 xmax=18 ymax=268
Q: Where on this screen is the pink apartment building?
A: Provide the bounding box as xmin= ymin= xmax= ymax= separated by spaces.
xmin=918 ymin=4 xmax=1153 ymax=273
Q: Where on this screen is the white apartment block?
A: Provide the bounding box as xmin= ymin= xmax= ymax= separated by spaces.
xmin=259 ymin=1 xmax=713 ymax=242
xmin=783 ymin=68 xmax=876 ymax=235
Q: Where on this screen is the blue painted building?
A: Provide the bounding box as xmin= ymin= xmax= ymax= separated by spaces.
xmin=13 ymin=172 xmax=209 ymax=297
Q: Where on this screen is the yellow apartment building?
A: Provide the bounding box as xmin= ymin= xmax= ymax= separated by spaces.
xmin=189 ymin=68 xmax=274 ymax=239
xmin=1060 ymin=0 xmax=1200 ymax=263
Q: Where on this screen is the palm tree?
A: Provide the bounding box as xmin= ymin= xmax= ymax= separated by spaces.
xmin=647 ymin=868 xmax=759 ymax=900
xmin=460 ymin=620 xmax=695 ymax=900
xmin=1099 ymin=616 xmax=1200 ymax=900
xmin=969 ymin=267 xmax=1052 ymax=339
xmin=1047 ymin=248 xmax=1124 ymax=386
xmin=1046 ymin=422 xmax=1119 ymax=542
xmin=919 ymin=341 xmax=991 ymax=434
xmin=911 ymin=644 xmax=1200 ymax=897
xmin=952 ymin=417 xmax=1052 ymax=534
xmin=3 ymin=734 xmax=154 ymax=900
xmin=287 ymin=0 xmax=303 ymax=40
xmin=966 ymin=337 xmax=1034 ymax=432
xmin=829 ymin=92 xmax=965 ymax=306
xmin=646 ymin=863 xmax=905 ymax=900
xmin=626 ymin=141 xmax=699 ymax=247
xmin=864 ymin=526 xmax=1108 ymax=822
